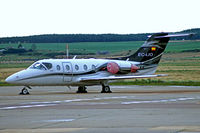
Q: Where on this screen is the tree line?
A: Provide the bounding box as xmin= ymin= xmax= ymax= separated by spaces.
xmin=0 ymin=28 xmax=199 ymax=43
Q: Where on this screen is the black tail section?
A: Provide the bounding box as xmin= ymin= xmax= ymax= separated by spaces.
xmin=127 ymin=33 xmax=169 ymax=64
xmin=120 ymin=32 xmax=193 ymax=64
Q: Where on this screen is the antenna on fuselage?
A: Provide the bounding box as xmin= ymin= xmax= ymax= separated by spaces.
xmin=73 ymin=55 xmax=77 ymax=59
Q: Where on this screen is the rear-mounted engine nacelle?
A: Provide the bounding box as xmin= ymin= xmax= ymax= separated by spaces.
xmin=107 ymin=62 xmax=139 ymax=74
xmin=130 ymin=64 xmax=139 ymax=73
xmin=107 ymin=62 xmax=120 ymax=74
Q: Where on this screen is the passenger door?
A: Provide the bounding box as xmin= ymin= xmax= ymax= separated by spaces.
xmin=62 ymin=62 xmax=73 ymax=82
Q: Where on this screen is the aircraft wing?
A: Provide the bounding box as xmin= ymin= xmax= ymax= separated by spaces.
xmin=80 ymin=74 xmax=167 ymax=82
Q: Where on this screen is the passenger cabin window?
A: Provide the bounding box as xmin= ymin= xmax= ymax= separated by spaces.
xmin=30 ymin=62 xmax=46 ymax=70
xmin=42 ymin=62 xmax=52 ymax=70
xmin=92 ymin=64 xmax=96 ymax=70
xmin=66 ymin=65 xmax=70 ymax=71
xmin=75 ymin=65 xmax=79 ymax=70
xmin=56 ymin=65 xmax=61 ymax=71
xmin=84 ymin=64 xmax=88 ymax=70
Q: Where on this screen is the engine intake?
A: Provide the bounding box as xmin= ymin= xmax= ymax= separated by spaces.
xmin=107 ymin=62 xmax=139 ymax=74
xmin=107 ymin=62 xmax=119 ymax=74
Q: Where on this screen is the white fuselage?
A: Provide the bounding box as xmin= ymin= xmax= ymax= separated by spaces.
xmin=5 ymin=58 xmax=157 ymax=86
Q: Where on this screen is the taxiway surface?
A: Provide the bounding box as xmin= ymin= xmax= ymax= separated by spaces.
xmin=0 ymin=85 xmax=200 ymax=133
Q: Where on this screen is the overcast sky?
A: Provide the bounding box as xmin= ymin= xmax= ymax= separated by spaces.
xmin=0 ymin=0 xmax=199 ymax=37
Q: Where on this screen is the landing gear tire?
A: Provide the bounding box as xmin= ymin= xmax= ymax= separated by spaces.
xmin=76 ymin=86 xmax=87 ymax=93
xmin=19 ymin=87 xmax=30 ymax=95
xmin=101 ymin=86 xmax=112 ymax=93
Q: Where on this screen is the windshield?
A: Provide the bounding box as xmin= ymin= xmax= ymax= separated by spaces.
xmin=30 ymin=62 xmax=47 ymax=70
xmin=42 ymin=62 xmax=52 ymax=70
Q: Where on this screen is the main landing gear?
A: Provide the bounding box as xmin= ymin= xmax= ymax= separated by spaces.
xmin=76 ymin=86 xmax=87 ymax=93
xmin=19 ymin=86 xmax=32 ymax=95
xmin=76 ymin=84 xmax=112 ymax=93
xmin=101 ymin=84 xmax=112 ymax=93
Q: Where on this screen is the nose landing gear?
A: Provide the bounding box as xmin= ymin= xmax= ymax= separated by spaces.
xmin=19 ymin=86 xmax=32 ymax=95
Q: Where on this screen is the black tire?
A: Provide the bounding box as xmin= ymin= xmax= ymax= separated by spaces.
xmin=19 ymin=88 xmax=30 ymax=95
xmin=101 ymin=86 xmax=112 ymax=93
xmin=76 ymin=86 xmax=87 ymax=93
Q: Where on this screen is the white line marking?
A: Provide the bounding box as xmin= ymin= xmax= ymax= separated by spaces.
xmin=42 ymin=119 xmax=75 ymax=122
xmin=121 ymin=97 xmax=199 ymax=105
xmin=0 ymin=104 xmax=56 ymax=110
xmin=1 ymin=96 xmax=198 ymax=110
xmin=83 ymin=102 xmax=109 ymax=105
xmin=29 ymin=102 xmax=52 ymax=104
xmin=25 ymin=96 xmax=135 ymax=105
xmin=0 ymin=96 xmax=133 ymax=110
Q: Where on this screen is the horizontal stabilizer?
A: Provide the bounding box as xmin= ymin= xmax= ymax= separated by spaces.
xmin=80 ymin=74 xmax=167 ymax=82
xmin=153 ymin=33 xmax=194 ymax=38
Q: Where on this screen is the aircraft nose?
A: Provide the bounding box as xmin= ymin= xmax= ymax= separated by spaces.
xmin=5 ymin=74 xmax=19 ymax=84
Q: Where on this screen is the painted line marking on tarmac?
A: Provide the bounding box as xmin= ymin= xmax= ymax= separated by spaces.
xmin=0 ymin=96 xmax=134 ymax=110
xmin=0 ymin=104 xmax=56 ymax=110
xmin=1 ymin=96 xmax=199 ymax=110
xmin=25 ymin=96 xmax=135 ymax=104
xmin=121 ymin=97 xmax=199 ymax=104
xmin=42 ymin=119 xmax=75 ymax=122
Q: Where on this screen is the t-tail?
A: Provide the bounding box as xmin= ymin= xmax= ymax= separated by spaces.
xmin=124 ymin=33 xmax=193 ymax=65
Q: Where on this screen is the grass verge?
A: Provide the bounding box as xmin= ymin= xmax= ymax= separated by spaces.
xmin=0 ymin=81 xmax=19 ymax=86
xmin=1 ymin=79 xmax=200 ymax=86
xmin=110 ymin=79 xmax=200 ymax=86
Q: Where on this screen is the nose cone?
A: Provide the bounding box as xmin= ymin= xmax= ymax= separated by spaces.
xmin=5 ymin=74 xmax=19 ymax=84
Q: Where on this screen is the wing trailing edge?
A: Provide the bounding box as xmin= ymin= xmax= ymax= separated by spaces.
xmin=80 ymin=74 xmax=167 ymax=82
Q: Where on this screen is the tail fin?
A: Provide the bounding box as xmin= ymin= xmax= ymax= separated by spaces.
xmin=125 ymin=33 xmax=193 ymax=64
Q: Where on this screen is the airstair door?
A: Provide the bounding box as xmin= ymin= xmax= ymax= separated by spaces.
xmin=62 ymin=62 xmax=73 ymax=82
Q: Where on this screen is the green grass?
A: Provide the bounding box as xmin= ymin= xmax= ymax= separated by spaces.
xmin=0 ymin=63 xmax=31 ymax=68
xmin=1 ymin=80 xmax=200 ymax=87
xmin=0 ymin=82 xmax=18 ymax=86
xmin=160 ymin=62 xmax=200 ymax=66
xmin=0 ymin=41 xmax=143 ymax=53
xmin=1 ymin=40 xmax=200 ymax=54
xmin=166 ymin=41 xmax=200 ymax=52
xmin=110 ymin=79 xmax=200 ymax=86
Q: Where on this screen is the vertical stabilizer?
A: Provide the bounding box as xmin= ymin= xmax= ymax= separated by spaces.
xmin=125 ymin=33 xmax=193 ymax=64
xmin=127 ymin=33 xmax=169 ymax=64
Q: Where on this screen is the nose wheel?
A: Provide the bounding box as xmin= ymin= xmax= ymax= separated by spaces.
xmin=19 ymin=86 xmax=31 ymax=95
xmin=76 ymin=86 xmax=87 ymax=93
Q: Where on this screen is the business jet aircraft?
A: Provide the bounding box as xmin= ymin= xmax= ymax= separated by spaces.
xmin=6 ymin=33 xmax=192 ymax=94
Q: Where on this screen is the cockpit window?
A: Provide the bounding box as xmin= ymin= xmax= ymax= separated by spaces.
xmin=30 ymin=62 xmax=47 ymax=70
xmin=42 ymin=62 xmax=52 ymax=69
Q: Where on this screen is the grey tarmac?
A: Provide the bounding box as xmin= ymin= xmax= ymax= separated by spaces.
xmin=0 ymin=85 xmax=200 ymax=133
